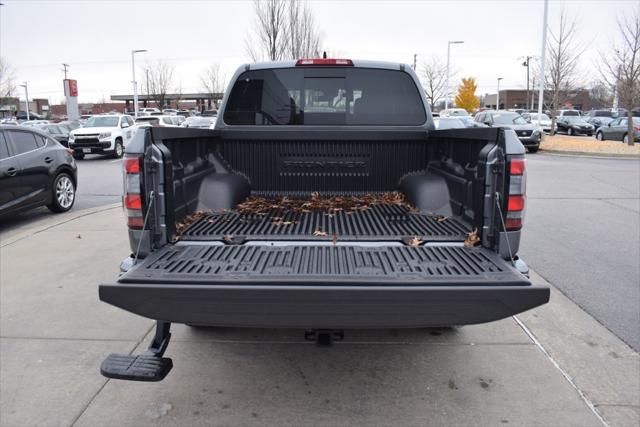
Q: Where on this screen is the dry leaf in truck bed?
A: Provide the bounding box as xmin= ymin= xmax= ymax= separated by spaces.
xmin=433 ymin=215 xmax=449 ymax=223
xmin=332 ymin=233 xmax=339 ymax=245
xmin=223 ymin=235 xmax=234 ymax=243
xmin=313 ymin=229 xmax=328 ymax=237
xmin=408 ymin=236 xmax=423 ymax=246
xmin=464 ymin=228 xmax=481 ymax=247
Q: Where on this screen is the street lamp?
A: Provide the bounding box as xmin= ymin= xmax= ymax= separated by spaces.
xmin=445 ymin=40 xmax=464 ymax=110
xmin=496 ymin=77 xmax=504 ymax=110
xmin=19 ymin=82 xmax=29 ymax=120
xmin=131 ymin=49 xmax=147 ymax=119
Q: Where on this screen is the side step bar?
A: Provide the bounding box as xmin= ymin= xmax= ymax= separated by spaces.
xmin=100 ymin=321 xmax=173 ymax=382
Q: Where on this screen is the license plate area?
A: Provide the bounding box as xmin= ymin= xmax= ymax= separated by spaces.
xmin=82 ymin=148 xmax=92 ymax=153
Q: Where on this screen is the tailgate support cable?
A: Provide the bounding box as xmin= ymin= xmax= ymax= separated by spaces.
xmin=134 ymin=190 xmax=155 ymax=265
xmin=495 ymin=192 xmax=516 ymax=268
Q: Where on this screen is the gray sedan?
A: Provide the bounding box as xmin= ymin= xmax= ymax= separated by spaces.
xmin=596 ymin=117 xmax=640 ymax=144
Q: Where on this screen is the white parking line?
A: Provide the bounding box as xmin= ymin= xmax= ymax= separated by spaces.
xmin=513 ymin=316 xmax=609 ymax=427
xmin=109 ymin=159 xmax=122 ymax=163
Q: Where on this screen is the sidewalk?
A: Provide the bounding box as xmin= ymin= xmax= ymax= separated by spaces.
xmin=0 ymin=207 xmax=638 ymax=426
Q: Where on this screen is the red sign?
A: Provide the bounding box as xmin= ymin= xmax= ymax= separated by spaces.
xmin=63 ymin=79 xmax=78 ymax=97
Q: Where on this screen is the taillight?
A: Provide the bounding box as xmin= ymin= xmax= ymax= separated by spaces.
xmin=295 ymin=58 xmax=354 ymax=66
xmin=123 ymin=154 xmax=144 ymax=230
xmin=505 ymin=156 xmax=526 ymax=231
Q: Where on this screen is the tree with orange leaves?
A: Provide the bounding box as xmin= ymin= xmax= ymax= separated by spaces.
xmin=455 ymin=77 xmax=480 ymax=113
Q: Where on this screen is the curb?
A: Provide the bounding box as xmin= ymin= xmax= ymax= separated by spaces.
xmin=539 ymin=149 xmax=640 ymax=159
xmin=0 ymin=203 xmax=121 ymax=248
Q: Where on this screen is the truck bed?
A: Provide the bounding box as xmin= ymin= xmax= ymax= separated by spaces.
xmin=178 ymin=203 xmax=472 ymax=242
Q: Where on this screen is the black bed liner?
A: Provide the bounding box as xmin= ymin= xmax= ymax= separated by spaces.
xmin=120 ymin=244 xmax=528 ymax=287
xmin=179 ymin=204 xmax=471 ymax=242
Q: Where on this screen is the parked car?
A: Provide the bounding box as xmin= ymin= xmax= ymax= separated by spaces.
xmin=0 ymin=118 xmax=18 ymax=125
xmin=20 ymin=120 xmax=50 ymax=127
xmin=584 ymin=110 xmax=616 ymax=130
xmin=434 ymin=117 xmax=465 ymax=129
xmin=98 ymin=58 xmax=549 ymax=382
xmin=557 ymin=109 xmax=581 ymax=118
xmin=58 ymin=120 xmax=82 ymax=131
xmin=457 ymin=115 xmax=487 ymax=128
xmin=68 ymin=114 xmax=135 ymax=159
xmin=34 ymin=124 xmax=71 ymax=147
xmin=135 ymin=115 xmax=178 ymax=128
xmin=201 ymin=109 xmax=218 ymax=117
xmin=181 ymin=116 xmax=216 ymax=129
xmin=0 ymin=125 xmax=77 ymax=217
xmin=595 ymin=117 xmax=640 ymax=143
xmin=162 ymin=109 xmax=179 ymax=115
xmin=139 ymin=108 xmax=160 ymax=115
xmin=524 ymin=112 xmax=554 ymax=133
xmin=15 ymin=111 xmax=43 ymax=121
xmin=556 ymin=116 xmax=594 ymax=136
xmin=474 ymin=110 xmax=541 ymax=152
xmin=439 ymin=108 xmax=469 ymax=117
xmin=177 ymin=110 xmax=192 ymax=118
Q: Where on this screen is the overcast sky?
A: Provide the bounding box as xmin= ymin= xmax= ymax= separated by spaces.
xmin=1 ymin=0 xmax=637 ymax=104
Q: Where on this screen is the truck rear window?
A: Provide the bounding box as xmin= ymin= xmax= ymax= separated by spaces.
xmin=223 ymin=68 xmax=426 ymax=126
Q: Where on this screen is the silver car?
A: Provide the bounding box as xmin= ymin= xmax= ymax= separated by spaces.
xmin=596 ymin=117 xmax=640 ymax=144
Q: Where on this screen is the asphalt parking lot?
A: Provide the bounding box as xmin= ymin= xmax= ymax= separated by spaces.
xmin=0 ymin=153 xmax=638 ymax=426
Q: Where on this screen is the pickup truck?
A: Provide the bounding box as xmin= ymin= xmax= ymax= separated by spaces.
xmin=69 ymin=114 xmax=135 ymax=159
xmin=99 ymin=59 xmax=549 ymax=382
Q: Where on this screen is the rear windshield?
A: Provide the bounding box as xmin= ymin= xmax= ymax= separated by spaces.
xmin=563 ymin=111 xmax=580 ymax=116
xmin=223 ymin=67 xmax=426 ymax=126
xmin=594 ymin=111 xmax=613 ymax=117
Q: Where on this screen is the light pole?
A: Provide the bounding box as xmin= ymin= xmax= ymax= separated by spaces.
xmin=445 ymin=40 xmax=464 ymax=110
xmin=537 ymin=0 xmax=549 ymax=119
xmin=496 ymin=77 xmax=503 ymax=110
xmin=19 ymin=82 xmax=29 ymax=120
xmin=131 ymin=49 xmax=147 ymax=119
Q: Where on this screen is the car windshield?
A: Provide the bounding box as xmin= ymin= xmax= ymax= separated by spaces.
xmin=562 ymin=111 xmax=580 ymax=116
xmin=85 ymin=116 xmax=119 ymax=127
xmin=491 ymin=113 xmax=527 ymax=125
xmin=594 ymin=111 xmax=613 ymax=117
xmin=224 ymin=67 xmax=426 ymax=126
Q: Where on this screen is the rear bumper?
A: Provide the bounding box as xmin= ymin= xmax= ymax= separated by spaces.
xmin=99 ymin=282 xmax=550 ymax=329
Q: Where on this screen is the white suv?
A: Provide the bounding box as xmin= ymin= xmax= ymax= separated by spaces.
xmin=68 ymin=115 xmax=135 ymax=159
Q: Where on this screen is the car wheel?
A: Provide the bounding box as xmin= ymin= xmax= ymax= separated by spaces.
xmin=587 ymin=133 xmax=593 ymax=137
xmin=596 ymin=132 xmax=604 ymax=141
xmin=623 ymin=134 xmax=629 ymax=144
xmin=113 ymin=139 xmax=124 ymax=158
xmin=568 ymin=127 xmax=574 ymax=136
xmin=47 ymin=173 xmax=76 ymax=213
xmin=527 ymin=146 xmax=539 ymax=153
xmin=72 ymin=151 xmax=85 ymax=160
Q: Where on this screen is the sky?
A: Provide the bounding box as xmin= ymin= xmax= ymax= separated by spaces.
xmin=1 ymin=0 xmax=637 ymax=104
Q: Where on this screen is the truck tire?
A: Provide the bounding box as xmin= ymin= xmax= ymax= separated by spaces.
xmin=47 ymin=173 xmax=76 ymax=213
xmin=596 ymin=131 xmax=604 ymax=141
xmin=73 ymin=151 xmax=85 ymax=160
xmin=113 ymin=139 xmax=124 ymax=158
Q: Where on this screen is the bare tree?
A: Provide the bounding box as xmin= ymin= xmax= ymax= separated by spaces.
xmin=200 ymin=63 xmax=226 ymax=97
xmin=0 ymin=58 xmax=16 ymax=100
xmin=285 ymin=0 xmax=322 ymax=59
xmin=245 ymin=0 xmax=288 ymax=61
xmin=545 ymin=11 xmax=584 ymax=135
xmin=143 ymin=60 xmax=175 ymax=109
xmin=421 ymin=56 xmax=447 ymax=111
xmin=588 ymin=81 xmax=613 ymax=109
xmin=600 ymin=7 xmax=640 ymax=145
